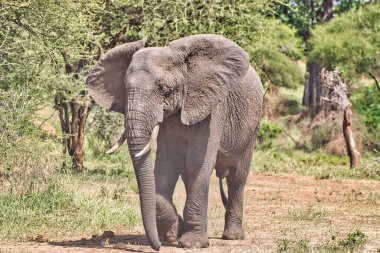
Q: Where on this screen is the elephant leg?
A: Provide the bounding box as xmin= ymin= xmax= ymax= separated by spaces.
xmin=155 ymin=130 xmax=184 ymax=243
xmin=178 ymin=162 xmax=214 ymax=248
xmin=222 ymin=147 xmax=253 ymax=240
xmin=178 ymin=120 xmax=220 ymax=248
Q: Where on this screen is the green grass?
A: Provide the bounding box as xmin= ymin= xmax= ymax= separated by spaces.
xmin=276 ymin=239 xmax=311 ymax=253
xmin=0 ymin=173 xmax=140 ymax=240
xmin=287 ymin=206 xmax=327 ymax=221
xmin=253 ymin=149 xmax=380 ymax=180
xmin=317 ymin=230 xmax=368 ymax=253
xmin=276 ymin=230 xmax=368 ymax=253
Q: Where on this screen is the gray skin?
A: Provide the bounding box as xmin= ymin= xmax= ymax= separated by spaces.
xmin=87 ymin=34 xmax=263 ymax=251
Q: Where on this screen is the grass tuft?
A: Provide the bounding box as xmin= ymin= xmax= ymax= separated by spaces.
xmin=287 ymin=206 xmax=327 ymax=221
xmin=317 ymin=229 xmax=368 ymax=253
xmin=253 ymin=150 xmax=380 ymax=180
xmin=0 ymin=173 xmax=139 ymax=240
xmin=276 ymin=239 xmax=311 ymax=253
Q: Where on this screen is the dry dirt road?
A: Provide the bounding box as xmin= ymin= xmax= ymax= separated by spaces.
xmin=1 ymin=173 xmax=379 ymax=253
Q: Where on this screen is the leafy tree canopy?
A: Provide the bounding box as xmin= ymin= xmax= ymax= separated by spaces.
xmin=308 ymin=3 xmax=380 ymax=81
xmin=274 ymin=0 xmax=374 ymax=39
xmin=2 ymin=0 xmax=298 ymax=168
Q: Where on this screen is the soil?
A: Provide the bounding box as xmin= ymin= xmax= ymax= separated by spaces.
xmin=1 ymin=173 xmax=379 ymax=253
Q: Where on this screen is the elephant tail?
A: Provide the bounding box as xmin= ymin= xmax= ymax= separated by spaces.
xmin=219 ymin=178 xmax=228 ymax=209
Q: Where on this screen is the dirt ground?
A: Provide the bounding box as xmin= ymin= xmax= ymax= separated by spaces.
xmin=1 ymin=173 xmax=379 ymax=253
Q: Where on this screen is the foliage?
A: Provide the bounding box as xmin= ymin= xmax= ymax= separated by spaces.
xmin=317 ymin=229 xmax=368 ymax=253
xmin=253 ymin=48 xmax=304 ymax=88
xmin=253 ymin=149 xmax=380 ymax=180
xmin=308 ymin=4 xmax=380 ymax=80
xmin=271 ymin=21 xmax=304 ymax=61
xmin=287 ymin=206 xmax=326 ymax=221
xmin=0 ymin=173 xmax=139 ymax=239
xmin=0 ymin=0 xmax=100 ymax=171
xmin=0 ymin=0 xmax=283 ymax=170
xmin=276 ymin=238 xmax=310 ymax=253
xmin=273 ymin=0 xmax=373 ymax=39
xmin=311 ymin=124 xmax=333 ymax=150
xmin=251 ymin=19 xmax=304 ymax=88
xmin=136 ymin=0 xmax=276 ymax=51
xmin=352 ymin=84 xmax=380 ymax=146
xmin=257 ymin=118 xmax=284 ymax=149
xmin=275 ymin=229 xmax=367 ymax=253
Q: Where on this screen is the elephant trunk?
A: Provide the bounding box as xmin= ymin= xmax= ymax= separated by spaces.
xmin=126 ymin=90 xmax=162 ymax=251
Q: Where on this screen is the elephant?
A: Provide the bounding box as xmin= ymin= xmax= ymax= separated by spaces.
xmin=87 ymin=34 xmax=263 ymax=251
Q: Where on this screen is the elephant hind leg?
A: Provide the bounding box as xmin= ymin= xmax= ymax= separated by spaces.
xmin=222 ymin=148 xmax=253 ymax=240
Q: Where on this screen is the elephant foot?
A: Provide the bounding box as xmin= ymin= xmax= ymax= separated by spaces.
xmin=222 ymin=227 xmax=245 ymax=240
xmin=178 ymin=232 xmax=209 ymax=248
xmin=158 ymin=215 xmax=183 ymax=243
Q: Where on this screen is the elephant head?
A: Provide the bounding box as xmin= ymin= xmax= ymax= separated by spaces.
xmin=87 ymin=34 xmax=249 ymax=251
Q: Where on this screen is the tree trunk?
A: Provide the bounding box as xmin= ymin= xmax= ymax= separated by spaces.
xmin=303 ymin=62 xmax=323 ymax=113
xmin=55 ymin=94 xmax=91 ymax=171
xmin=343 ymin=108 xmax=360 ymax=168
xmin=55 ymin=49 xmax=93 ymax=171
xmin=303 ymin=0 xmax=334 ymax=114
xmin=321 ymin=0 xmax=333 ymax=21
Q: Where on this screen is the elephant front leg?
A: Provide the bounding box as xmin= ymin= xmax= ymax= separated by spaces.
xmin=178 ymin=166 xmax=213 ymax=248
xmin=156 ymin=195 xmax=183 ymax=243
xmin=178 ymin=134 xmax=219 ymax=248
xmin=154 ymin=130 xmax=184 ymax=243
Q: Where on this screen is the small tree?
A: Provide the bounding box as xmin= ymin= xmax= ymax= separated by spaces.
xmin=321 ymin=69 xmax=360 ymax=168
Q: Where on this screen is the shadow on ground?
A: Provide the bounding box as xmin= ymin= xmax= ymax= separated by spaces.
xmin=48 ymin=234 xmax=177 ymax=252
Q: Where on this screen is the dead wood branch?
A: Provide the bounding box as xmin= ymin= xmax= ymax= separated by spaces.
xmin=321 ymin=68 xmax=360 ymax=168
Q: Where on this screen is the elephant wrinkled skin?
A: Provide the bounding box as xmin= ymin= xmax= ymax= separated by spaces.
xmin=87 ymin=34 xmax=263 ymax=251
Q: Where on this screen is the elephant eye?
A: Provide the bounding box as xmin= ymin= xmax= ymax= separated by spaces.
xmin=157 ymin=82 xmax=170 ymax=96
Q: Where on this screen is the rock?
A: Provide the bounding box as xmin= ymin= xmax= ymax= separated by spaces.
xmin=101 ymin=231 xmax=115 ymax=238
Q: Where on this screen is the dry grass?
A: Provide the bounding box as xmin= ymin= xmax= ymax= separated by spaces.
xmin=1 ymin=170 xmax=379 ymax=252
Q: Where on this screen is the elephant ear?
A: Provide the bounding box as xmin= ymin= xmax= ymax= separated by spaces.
xmin=87 ymin=38 xmax=147 ymax=114
xmin=169 ymin=34 xmax=249 ymax=125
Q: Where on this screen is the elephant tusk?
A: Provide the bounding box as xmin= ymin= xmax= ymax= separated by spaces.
xmin=106 ymin=130 xmax=127 ymax=154
xmin=135 ymin=125 xmax=159 ymax=158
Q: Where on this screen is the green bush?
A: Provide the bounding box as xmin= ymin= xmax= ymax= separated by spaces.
xmin=276 ymin=239 xmax=310 ymax=253
xmin=257 ymin=118 xmax=284 ymax=149
xmin=311 ymin=124 xmax=333 ymax=150
xmin=317 ymin=229 xmax=368 ymax=253
xmin=253 ymin=49 xmax=304 ymax=89
xmin=352 ymin=84 xmax=380 ymax=146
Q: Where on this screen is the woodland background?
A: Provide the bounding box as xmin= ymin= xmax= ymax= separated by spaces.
xmin=0 ymin=1 xmax=379 ymax=251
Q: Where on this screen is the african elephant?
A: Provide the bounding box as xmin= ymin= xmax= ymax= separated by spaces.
xmin=87 ymin=34 xmax=263 ymax=251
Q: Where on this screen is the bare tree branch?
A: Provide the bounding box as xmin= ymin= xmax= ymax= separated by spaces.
xmin=321 ymin=68 xmax=360 ymax=168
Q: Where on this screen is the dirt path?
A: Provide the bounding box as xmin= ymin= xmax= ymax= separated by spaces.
xmin=1 ymin=174 xmax=379 ymax=253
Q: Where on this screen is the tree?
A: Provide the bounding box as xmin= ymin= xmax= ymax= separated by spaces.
xmin=2 ymin=0 xmax=284 ymax=171
xmin=308 ymin=4 xmax=380 ymax=91
xmin=252 ymin=20 xmax=304 ymax=90
xmin=274 ymin=0 xmax=374 ymax=113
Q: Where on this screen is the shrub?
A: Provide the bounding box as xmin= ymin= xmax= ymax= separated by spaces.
xmin=351 ymin=84 xmax=380 ymax=149
xmin=276 ymin=239 xmax=311 ymax=253
xmin=317 ymin=229 xmax=368 ymax=253
xmin=257 ymin=118 xmax=284 ymax=149
xmin=253 ymin=49 xmax=304 ymax=89
xmin=311 ymin=124 xmax=333 ymax=150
